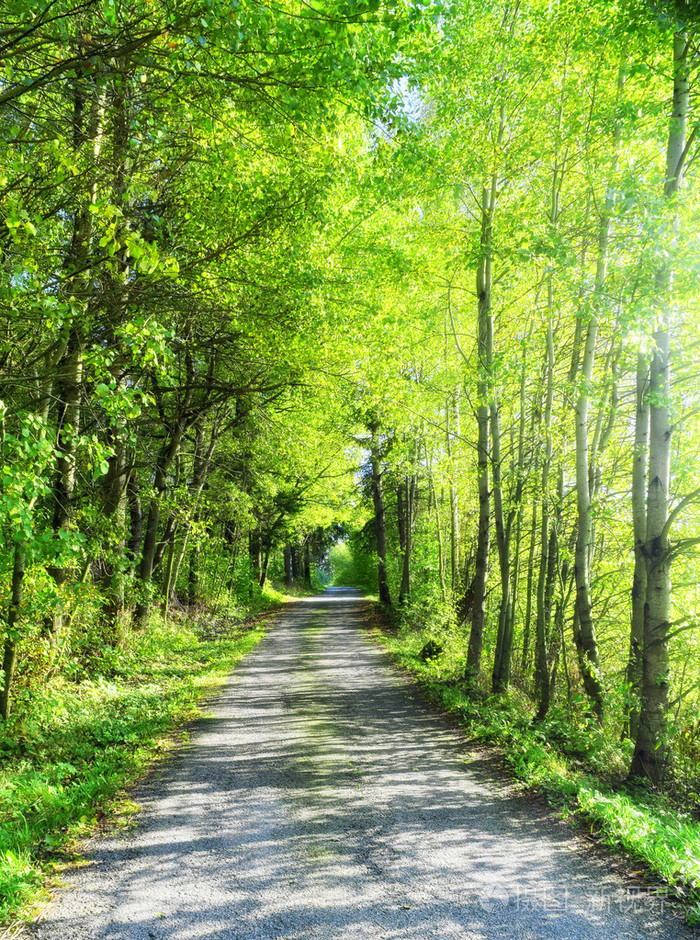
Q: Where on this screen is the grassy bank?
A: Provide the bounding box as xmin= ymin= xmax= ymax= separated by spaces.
xmin=368 ymin=611 xmax=700 ymax=927
xmin=0 ymin=601 xmax=277 ymax=924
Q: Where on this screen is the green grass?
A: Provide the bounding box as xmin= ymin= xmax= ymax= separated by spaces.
xmin=371 ymin=616 xmax=700 ymax=926
xmin=0 ymin=612 xmax=269 ymax=924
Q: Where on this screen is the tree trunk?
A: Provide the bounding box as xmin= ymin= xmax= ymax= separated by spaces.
xmin=152 ymin=513 xmax=178 ymax=575
xmin=370 ymin=421 xmax=392 ymax=606
xmin=138 ymin=431 xmax=185 ymax=584
xmin=135 ymin=423 xmax=187 ymax=619
xmin=284 ymin=545 xmax=294 ymax=588
xmin=630 ymin=31 xmax=688 ymax=785
xmin=492 ymin=328 xmax=528 ymax=693
xmin=573 ymin=303 xmax=605 ymax=722
xmin=249 ymin=529 xmax=262 ymax=591
xmin=46 ymin=332 xmax=83 ymax=633
xmin=535 ymin=67 xmax=569 ymax=717
xmin=127 ymin=471 xmax=143 ymax=563
xmin=45 ymin=80 xmax=106 ymax=633
xmin=446 ymin=389 xmax=460 ymax=595
xmin=491 ymin=386 xmax=513 ymax=694
xmin=430 ymin=472 xmax=447 ymax=603
xmin=509 ymin=338 xmax=528 ymax=676
xmin=162 ymin=529 xmax=186 ymax=616
xmin=573 ymin=66 xmax=624 ymax=723
xmin=99 ymin=438 xmax=128 ymax=631
xmin=399 ymin=477 xmax=413 ymax=604
xmin=521 ymin=499 xmax=538 ymax=675
xmin=259 ymin=546 xmax=271 ymax=590
xmin=543 ymin=472 xmax=566 ymax=714
xmin=535 ymin=313 xmax=555 ymax=718
xmin=627 ymin=354 xmax=649 ymax=738
xmin=304 ymin=540 xmax=311 ymax=586
xmin=467 ymin=170 xmax=499 ymax=689
xmin=0 ymin=544 xmax=27 ymax=720
xmin=188 ymin=539 xmax=199 ymax=606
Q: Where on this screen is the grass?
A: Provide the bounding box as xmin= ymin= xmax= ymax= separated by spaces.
xmin=0 ymin=606 xmax=272 ymax=925
xmin=369 ymin=612 xmax=700 ymax=927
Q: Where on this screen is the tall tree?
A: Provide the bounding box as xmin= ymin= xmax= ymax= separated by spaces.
xmin=630 ymin=27 xmax=691 ymax=784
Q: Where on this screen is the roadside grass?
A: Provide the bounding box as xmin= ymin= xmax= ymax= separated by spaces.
xmin=371 ymin=615 xmax=700 ymax=927
xmin=0 ymin=606 xmax=272 ymax=924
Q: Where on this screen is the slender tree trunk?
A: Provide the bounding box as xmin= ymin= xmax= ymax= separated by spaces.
xmin=226 ymin=524 xmax=240 ymax=592
xmin=397 ymin=480 xmax=406 ymax=556
xmin=46 ymin=81 xmax=106 ymax=633
xmin=249 ymin=529 xmax=262 ymax=591
xmin=544 ymin=470 xmax=566 ymax=711
xmin=535 ymin=65 xmax=570 ymax=717
xmin=304 ymin=540 xmax=311 ymax=587
xmin=573 ymin=307 xmax=605 ymax=722
xmin=127 ymin=471 xmax=143 ymax=564
xmin=100 ymin=436 xmax=128 ymax=620
xmin=46 ymin=333 xmax=84 ymax=634
xmin=627 ymin=354 xmax=649 ymax=737
xmin=162 ymin=534 xmax=180 ymax=617
xmin=535 ymin=312 xmax=555 ymax=718
xmin=521 ymin=498 xmax=538 ymax=675
xmin=446 ymin=388 xmax=460 ymax=595
xmin=138 ymin=501 xmax=161 ymax=590
xmin=188 ymin=536 xmax=199 ymax=606
xmin=631 ymin=31 xmax=688 ymax=784
xmin=491 ymin=386 xmax=513 ymax=694
xmin=429 ymin=471 xmax=447 ymax=603
xmin=510 ymin=505 xmax=522 ymax=665
xmin=467 ymin=357 xmax=490 ymax=682
xmin=573 ymin=66 xmax=624 ymax=722
xmin=493 ymin=329 xmax=529 ymax=692
xmin=164 ymin=523 xmax=198 ymax=609
xmin=152 ymin=513 xmax=178 ymax=575
xmin=557 ymin=554 xmax=575 ymax=712
xmin=138 ymin=431 xmax=185 ymax=584
xmin=0 ymin=544 xmax=27 ymax=720
xmin=284 ymin=545 xmax=294 ymax=588
xmin=509 ymin=338 xmax=528 ymax=675
xmin=370 ymin=421 xmax=392 ymax=606
xmin=467 ymin=165 xmax=500 ymax=688
xmin=227 ymin=536 xmax=240 ymax=593
xmin=259 ymin=546 xmax=271 ymax=590
xmin=135 ymin=423 xmax=187 ymax=619
xmin=537 ymin=515 xmax=560 ymax=720
xmin=399 ymin=477 xmax=413 ymax=604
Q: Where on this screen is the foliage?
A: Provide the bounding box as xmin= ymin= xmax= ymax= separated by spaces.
xmin=330 ymin=536 xmax=377 ymax=592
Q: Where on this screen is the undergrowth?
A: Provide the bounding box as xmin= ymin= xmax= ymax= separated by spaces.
xmin=372 ymin=615 xmax=700 ymax=928
xmin=0 ymin=605 xmax=272 ymax=924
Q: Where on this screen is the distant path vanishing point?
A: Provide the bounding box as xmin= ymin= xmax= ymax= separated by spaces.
xmin=25 ymin=588 xmax=690 ymax=939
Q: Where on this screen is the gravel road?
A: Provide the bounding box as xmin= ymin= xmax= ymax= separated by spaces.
xmin=26 ymin=588 xmax=691 ymax=939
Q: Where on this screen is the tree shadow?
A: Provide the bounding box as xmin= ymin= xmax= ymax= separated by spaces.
xmin=32 ymin=589 xmax=688 ymax=940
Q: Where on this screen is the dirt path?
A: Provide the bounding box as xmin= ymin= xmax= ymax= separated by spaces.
xmin=26 ymin=589 xmax=690 ymax=939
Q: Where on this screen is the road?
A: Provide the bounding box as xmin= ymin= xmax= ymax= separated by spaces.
xmin=26 ymin=588 xmax=690 ymax=939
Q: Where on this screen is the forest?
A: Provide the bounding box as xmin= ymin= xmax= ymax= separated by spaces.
xmin=2 ymin=0 xmax=700 ymax=924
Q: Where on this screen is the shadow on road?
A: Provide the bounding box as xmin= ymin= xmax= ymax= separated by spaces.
xmin=30 ymin=589 xmax=686 ymax=940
